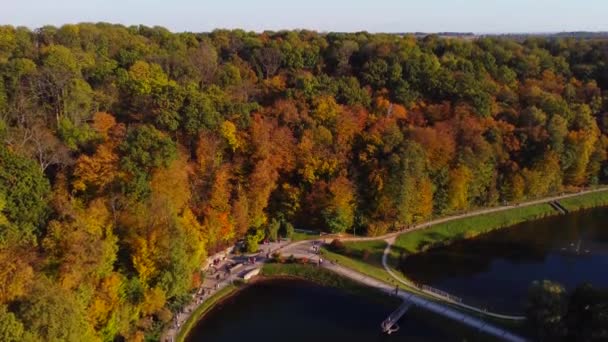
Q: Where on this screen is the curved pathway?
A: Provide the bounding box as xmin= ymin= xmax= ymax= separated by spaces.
xmin=381 ymin=237 xmax=525 ymax=320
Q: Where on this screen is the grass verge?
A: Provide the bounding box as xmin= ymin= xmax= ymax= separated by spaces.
xmin=176 ymin=284 xmax=240 ymax=342
xmin=320 ymin=241 xmax=395 ymax=284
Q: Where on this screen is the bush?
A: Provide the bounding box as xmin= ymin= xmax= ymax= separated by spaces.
xmin=282 ymin=221 xmax=295 ymax=239
xmin=271 ymin=252 xmax=286 ymax=264
xmin=462 ymin=230 xmax=479 ymax=239
xmin=245 ymin=234 xmax=260 ymax=253
xmin=365 ymin=221 xmax=391 ymax=237
xmin=156 ymin=307 xmax=172 ymax=323
xmin=361 ymin=249 xmax=371 ymax=261
xmin=245 ymin=228 xmax=265 ymax=253
xmin=328 ymin=239 xmax=346 ymax=253
xmin=266 ymin=218 xmax=280 ymax=242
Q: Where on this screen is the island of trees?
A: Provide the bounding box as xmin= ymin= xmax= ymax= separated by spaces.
xmin=0 ymin=24 xmax=607 ymax=341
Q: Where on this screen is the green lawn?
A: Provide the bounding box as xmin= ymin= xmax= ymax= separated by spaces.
xmin=320 ymin=243 xmax=397 ymax=286
xmin=559 ymin=190 xmax=608 ymax=211
xmin=176 ymin=284 xmax=239 ymax=342
xmin=290 ymin=230 xmax=320 ymax=242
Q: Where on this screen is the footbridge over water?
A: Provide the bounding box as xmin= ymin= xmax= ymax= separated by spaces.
xmin=381 ymin=299 xmax=414 ymax=334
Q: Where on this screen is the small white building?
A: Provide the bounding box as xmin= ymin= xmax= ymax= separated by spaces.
xmin=242 ymin=268 xmax=261 ymax=281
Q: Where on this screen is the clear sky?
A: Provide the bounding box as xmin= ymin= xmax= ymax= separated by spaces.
xmin=2 ymin=0 xmax=607 ymax=33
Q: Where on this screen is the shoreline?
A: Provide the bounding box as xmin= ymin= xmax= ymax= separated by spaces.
xmin=176 ymin=263 xmax=400 ymax=341
xmin=177 ymin=265 xmax=506 ymax=342
xmin=175 ymin=283 xmax=243 ymax=342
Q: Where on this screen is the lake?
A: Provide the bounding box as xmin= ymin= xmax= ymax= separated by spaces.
xmin=400 ymin=207 xmax=608 ymax=314
xmin=185 ymin=279 xmax=489 ymax=341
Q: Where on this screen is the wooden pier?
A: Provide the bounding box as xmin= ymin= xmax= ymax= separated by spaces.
xmin=381 ymin=300 xmax=413 ymax=334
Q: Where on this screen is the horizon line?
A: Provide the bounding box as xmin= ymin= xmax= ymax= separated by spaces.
xmin=3 ymin=22 xmax=608 ymax=36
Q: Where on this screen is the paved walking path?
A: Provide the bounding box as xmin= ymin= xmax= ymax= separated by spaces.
xmin=381 ymin=237 xmax=526 ymax=320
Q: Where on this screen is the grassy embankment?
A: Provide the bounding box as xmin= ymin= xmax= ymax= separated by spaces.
xmin=390 ymin=202 xmax=554 ymax=258
xmin=559 ymin=189 xmax=608 ymax=211
xmin=341 ymin=189 xmax=608 ymax=266
xmin=320 ymin=240 xmax=394 ymax=284
xmin=261 ymin=262 xmax=399 ymax=306
xmin=176 ymin=284 xmax=240 ymax=342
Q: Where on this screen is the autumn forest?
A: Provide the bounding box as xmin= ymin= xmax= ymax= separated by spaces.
xmin=0 ymin=24 xmax=608 ymax=341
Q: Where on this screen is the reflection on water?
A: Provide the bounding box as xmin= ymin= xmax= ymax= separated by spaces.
xmin=400 ymin=207 xmax=608 ymax=314
xmin=185 ymin=279 xmax=486 ymax=342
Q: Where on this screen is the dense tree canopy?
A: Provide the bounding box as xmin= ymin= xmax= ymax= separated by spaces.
xmin=527 ymin=281 xmax=608 ymax=341
xmin=1 ymin=23 xmax=608 ymax=340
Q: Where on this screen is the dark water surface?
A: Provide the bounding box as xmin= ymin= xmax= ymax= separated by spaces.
xmin=400 ymin=207 xmax=608 ymax=314
xmin=185 ymin=279 xmax=486 ymax=342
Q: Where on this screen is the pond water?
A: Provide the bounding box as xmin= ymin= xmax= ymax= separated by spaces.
xmin=400 ymin=207 xmax=608 ymax=314
xmin=185 ymin=279 xmax=487 ymax=342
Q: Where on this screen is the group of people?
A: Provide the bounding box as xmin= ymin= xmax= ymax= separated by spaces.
xmin=310 ymin=241 xmax=321 ymax=254
xmin=193 ymin=286 xmax=212 ymax=305
xmin=166 ymin=254 xmax=233 ymax=342
xmin=208 ymin=256 xmax=227 ymax=273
